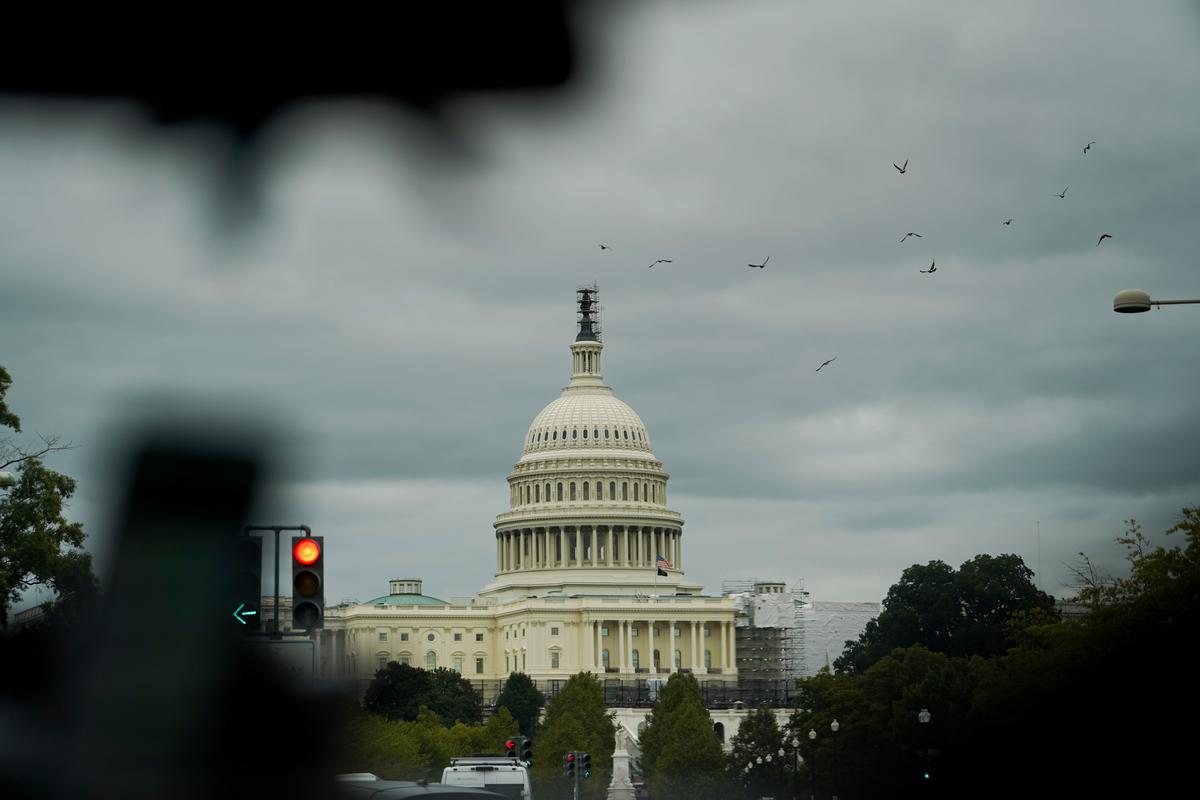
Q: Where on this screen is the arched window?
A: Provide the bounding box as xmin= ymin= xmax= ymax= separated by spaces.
xmin=714 ymin=722 xmax=725 ymax=744
xmin=582 ymin=428 xmax=587 ymax=439
xmin=604 ymin=428 xmax=610 ymax=439
xmin=593 ymin=428 xmax=598 ymax=439
xmin=633 ymin=483 xmax=639 ymax=501
xmin=595 ymin=481 xmax=602 ymax=499
xmin=525 ymin=485 xmax=530 ymax=504
xmin=426 ymin=651 xmax=437 ymax=670
xmin=553 ymin=430 xmax=557 ymax=440
xmin=583 ymin=482 xmax=589 ymax=500
xmin=557 ymin=482 xmax=563 ymax=501
xmin=602 ymin=649 xmax=610 ymax=669
xmin=705 ymin=650 xmax=712 ymax=670
xmin=572 ymin=428 xmax=578 ymax=440
xmin=622 ymin=482 xmax=628 ymax=500
xmin=546 ymin=483 xmax=551 ymax=502
xmin=643 ymin=482 xmax=649 ymax=501
xmin=570 ymin=482 xmax=576 ymax=500
xmin=623 ymin=430 xmax=628 ymax=440
xmin=535 ymin=484 xmax=540 ymax=502
xmin=632 ymin=649 xmax=640 ymax=670
xmin=653 ymin=649 xmax=661 ymax=668
xmin=674 ymin=650 xmax=682 ymax=669
xmin=610 ymin=482 xmax=616 ymax=500
xmin=562 ymin=429 xmax=567 ymax=440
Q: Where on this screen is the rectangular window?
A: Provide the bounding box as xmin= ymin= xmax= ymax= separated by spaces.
xmin=400 ymin=633 xmax=409 ymax=641
xmin=551 ymin=651 xmax=560 ymax=669
xmin=652 ymin=627 xmax=660 ymax=637
xmin=454 ymin=633 xmax=463 ymax=641
xmin=704 ymin=627 xmax=711 ymax=637
xmin=551 ymin=627 xmax=560 ymax=636
xmin=454 ymin=656 xmax=464 ymax=673
xmin=601 ymin=627 xmax=609 ymax=636
xmin=400 ymin=656 xmax=410 ymax=666
xmin=631 ymin=628 xmax=639 ymax=637
xmin=378 ymin=632 xmax=387 ymax=642
xmin=475 ymin=633 xmax=484 ymax=642
xmin=475 ymin=658 xmax=484 ymax=674
xmin=673 ymin=627 xmax=681 ymax=637
xmin=378 ymin=655 xmax=387 ymax=669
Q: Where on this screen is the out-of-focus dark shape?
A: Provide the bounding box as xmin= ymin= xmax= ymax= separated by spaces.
xmin=0 ymin=5 xmax=577 ymax=136
xmin=1 ymin=427 xmax=340 ymax=800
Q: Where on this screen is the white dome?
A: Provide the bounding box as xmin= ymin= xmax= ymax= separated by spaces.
xmin=522 ymin=392 xmax=653 ymax=456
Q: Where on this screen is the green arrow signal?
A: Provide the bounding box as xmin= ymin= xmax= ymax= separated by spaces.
xmin=233 ymin=602 xmax=258 ymax=625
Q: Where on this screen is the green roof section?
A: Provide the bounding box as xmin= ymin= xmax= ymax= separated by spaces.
xmin=365 ymin=593 xmax=450 ymax=606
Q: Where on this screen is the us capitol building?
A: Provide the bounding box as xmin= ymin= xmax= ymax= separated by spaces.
xmin=312 ymin=288 xmax=739 ymax=693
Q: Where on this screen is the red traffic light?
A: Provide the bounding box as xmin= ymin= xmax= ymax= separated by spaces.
xmin=567 ymin=753 xmax=575 ymax=762
xmin=293 ymin=537 xmax=321 ymax=565
xmin=506 ymin=740 xmax=515 ymax=750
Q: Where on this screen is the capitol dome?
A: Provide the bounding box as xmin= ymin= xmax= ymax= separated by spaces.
xmin=483 ymin=286 xmax=690 ymax=599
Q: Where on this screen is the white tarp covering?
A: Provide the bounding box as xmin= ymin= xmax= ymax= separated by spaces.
xmin=798 ymin=601 xmax=880 ymax=676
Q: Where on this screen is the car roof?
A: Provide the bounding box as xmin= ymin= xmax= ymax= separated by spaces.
xmin=338 ymin=779 xmax=509 ymax=799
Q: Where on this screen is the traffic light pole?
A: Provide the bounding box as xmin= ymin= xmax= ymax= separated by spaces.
xmin=573 ymin=758 xmax=579 ymax=800
xmin=245 ymin=524 xmax=311 ymax=640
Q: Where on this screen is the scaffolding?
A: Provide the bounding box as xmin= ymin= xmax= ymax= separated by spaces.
xmin=722 ymin=578 xmax=809 ymax=682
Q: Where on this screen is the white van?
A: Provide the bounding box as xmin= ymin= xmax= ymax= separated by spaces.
xmin=441 ymin=757 xmax=531 ymax=800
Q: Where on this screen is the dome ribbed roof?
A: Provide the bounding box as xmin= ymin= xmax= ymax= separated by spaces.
xmin=522 ymin=393 xmax=653 ymax=456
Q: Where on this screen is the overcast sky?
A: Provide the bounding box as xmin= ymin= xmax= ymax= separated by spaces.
xmin=3 ymin=1 xmax=1200 ymax=611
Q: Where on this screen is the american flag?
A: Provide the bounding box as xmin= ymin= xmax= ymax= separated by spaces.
xmin=656 ymin=555 xmax=673 ymax=570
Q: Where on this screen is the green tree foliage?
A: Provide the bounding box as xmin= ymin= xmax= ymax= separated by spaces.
xmin=336 ymin=704 xmax=518 ymax=781
xmin=495 ymin=671 xmax=545 ymax=737
xmin=637 ymin=673 xmax=728 ymax=800
xmin=1 ymin=366 xmax=97 ymax=628
xmin=530 ymin=672 xmax=614 ymax=799
xmin=362 ymin=663 xmax=482 ymax=725
xmin=724 ymin=703 xmax=784 ymax=800
xmin=835 ymin=554 xmax=1054 ymax=673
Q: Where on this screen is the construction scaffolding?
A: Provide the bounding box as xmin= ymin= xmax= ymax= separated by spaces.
xmin=722 ymin=579 xmax=810 ymax=682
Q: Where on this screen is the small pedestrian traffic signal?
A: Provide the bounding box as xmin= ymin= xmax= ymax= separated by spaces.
xmin=580 ymin=752 xmax=591 ymax=779
xmin=563 ymin=751 xmax=576 ymax=778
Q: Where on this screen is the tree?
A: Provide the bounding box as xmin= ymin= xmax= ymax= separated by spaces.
xmin=835 ymin=554 xmax=1054 ymax=674
xmin=426 ymin=667 xmax=483 ymax=725
xmin=637 ymin=673 xmax=728 ymax=800
xmin=725 ymin=704 xmax=784 ymax=799
xmin=363 ymin=661 xmax=433 ymax=721
xmin=495 ymin=671 xmax=545 ymax=737
xmin=530 ymin=672 xmax=614 ymax=799
xmin=1 ymin=366 xmax=97 ymax=628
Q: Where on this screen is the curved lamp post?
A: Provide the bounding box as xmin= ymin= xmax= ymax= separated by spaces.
xmin=830 ymin=719 xmax=840 ymax=800
xmin=918 ymin=708 xmax=932 ymax=788
xmin=1113 ymin=289 xmax=1200 ymax=313
xmin=808 ymin=729 xmax=818 ymax=800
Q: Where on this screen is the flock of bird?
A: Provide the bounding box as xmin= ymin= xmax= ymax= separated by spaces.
xmin=596 ymin=140 xmax=1110 ymax=373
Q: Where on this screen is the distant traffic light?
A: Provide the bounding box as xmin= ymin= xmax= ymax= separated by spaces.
xmin=291 ymin=535 xmax=324 ymax=630
xmin=506 ymin=738 xmax=518 ymax=758
xmin=563 ymin=751 xmax=576 ymax=778
xmin=519 ymin=736 xmax=533 ymax=766
xmin=580 ymin=752 xmax=591 ymax=779
xmin=233 ymin=534 xmax=262 ymax=630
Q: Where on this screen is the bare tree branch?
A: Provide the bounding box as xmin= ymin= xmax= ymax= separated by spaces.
xmin=0 ymin=433 xmax=78 ymax=470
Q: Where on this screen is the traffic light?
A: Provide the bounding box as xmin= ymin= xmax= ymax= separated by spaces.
xmin=580 ymin=752 xmax=591 ymax=779
xmin=291 ymin=535 xmax=324 ymax=630
xmin=519 ymin=736 xmax=533 ymax=766
xmin=563 ymin=751 xmax=576 ymax=778
xmin=506 ymin=738 xmax=518 ymax=758
xmin=232 ymin=534 xmax=262 ymax=631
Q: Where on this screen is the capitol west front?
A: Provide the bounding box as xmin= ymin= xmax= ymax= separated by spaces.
xmin=314 ymin=289 xmax=738 ymax=693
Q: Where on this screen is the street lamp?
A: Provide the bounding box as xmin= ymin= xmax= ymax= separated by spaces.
xmin=808 ymin=729 xmax=817 ymax=800
xmin=918 ymin=708 xmax=932 ymax=787
xmin=1113 ymin=289 xmax=1200 ymax=313
xmin=788 ymin=737 xmax=801 ymax=800
xmin=830 ymin=719 xmax=840 ymax=800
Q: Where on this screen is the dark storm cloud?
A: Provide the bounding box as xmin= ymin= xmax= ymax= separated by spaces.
xmin=3 ymin=1 xmax=1198 ymax=605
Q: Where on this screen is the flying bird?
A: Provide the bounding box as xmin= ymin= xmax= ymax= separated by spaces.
xmin=900 ymin=232 xmax=923 ymax=242
xmin=647 ymin=259 xmax=673 ymax=268
xmin=599 ymin=244 xmax=612 ymax=251
xmin=1096 ymin=234 xmax=1112 ymax=246
xmin=919 ymin=260 xmax=936 ymax=274
xmin=1084 ymin=141 xmax=1095 ymax=154
xmin=815 ymin=357 xmax=837 ymax=372
xmin=893 ymin=158 xmax=909 ymax=174
xmin=1003 ymin=218 xmax=1014 ymax=225
xmin=1054 ymin=186 xmax=1069 ymax=199
xmin=748 ymin=256 xmax=769 ymax=269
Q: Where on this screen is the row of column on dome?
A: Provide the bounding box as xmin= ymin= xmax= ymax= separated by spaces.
xmin=496 ymin=525 xmax=681 ymax=572
xmin=510 ymin=477 xmax=665 ymax=507
xmin=569 ymin=619 xmax=736 ymax=675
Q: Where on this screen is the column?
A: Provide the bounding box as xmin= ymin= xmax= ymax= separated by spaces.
xmin=668 ymin=620 xmax=676 ymax=673
xmin=496 ymin=536 xmax=502 ymax=572
xmin=727 ymin=622 xmax=735 ymax=671
xmin=585 ymin=621 xmax=593 ymax=671
xmin=591 ymin=528 xmax=598 ymax=567
xmin=618 ymin=621 xmax=627 ymax=672
xmin=676 ymin=530 xmax=682 ymax=570
xmin=720 ymin=619 xmax=727 ymax=671
xmin=623 ymin=527 xmax=630 ymax=566
xmin=558 ymin=528 xmax=565 ymax=567
xmin=606 ymin=528 xmax=614 ymax=567
xmin=626 ymin=620 xmax=635 ymax=674
xmin=595 ymin=621 xmax=603 ymax=671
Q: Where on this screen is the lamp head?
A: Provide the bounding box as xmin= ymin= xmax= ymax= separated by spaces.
xmin=1114 ymin=289 xmax=1151 ymax=313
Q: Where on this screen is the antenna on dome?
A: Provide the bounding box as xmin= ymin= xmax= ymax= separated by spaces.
xmin=576 ymin=283 xmax=601 ymax=342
